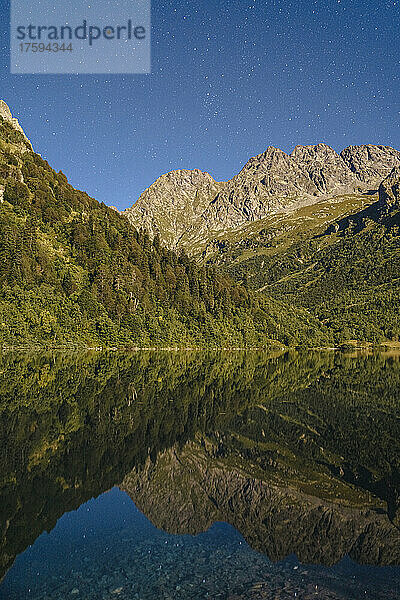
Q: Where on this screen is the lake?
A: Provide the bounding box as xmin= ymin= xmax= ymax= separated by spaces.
xmin=0 ymin=350 xmax=399 ymax=599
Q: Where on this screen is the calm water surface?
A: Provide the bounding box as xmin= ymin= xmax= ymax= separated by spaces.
xmin=0 ymin=350 xmax=399 ymax=599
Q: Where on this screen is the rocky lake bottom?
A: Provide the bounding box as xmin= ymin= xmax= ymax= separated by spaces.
xmin=1 ymin=488 xmax=399 ymax=600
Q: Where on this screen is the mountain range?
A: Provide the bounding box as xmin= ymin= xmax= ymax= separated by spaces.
xmin=0 ymin=101 xmax=329 ymax=348
xmin=0 ymin=99 xmax=399 ymax=346
xmin=124 ymin=141 xmax=400 ymax=252
xmin=124 ymin=128 xmax=400 ymax=345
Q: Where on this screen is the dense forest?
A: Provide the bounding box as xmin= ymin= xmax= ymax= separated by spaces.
xmin=0 ymin=116 xmax=327 ymax=348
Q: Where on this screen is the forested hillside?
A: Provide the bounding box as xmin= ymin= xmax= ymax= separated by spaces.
xmin=0 ymin=115 xmax=326 ymax=347
xmin=1 ymin=101 xmax=399 ymax=348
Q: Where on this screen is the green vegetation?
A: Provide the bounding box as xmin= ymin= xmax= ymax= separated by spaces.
xmin=207 ymin=195 xmax=400 ymax=344
xmin=0 ymin=116 xmax=327 ymax=348
xmin=1 ymin=110 xmax=399 ymax=347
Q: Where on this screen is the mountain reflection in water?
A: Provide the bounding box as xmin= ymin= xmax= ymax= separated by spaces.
xmin=0 ymin=350 xmax=399 ymax=598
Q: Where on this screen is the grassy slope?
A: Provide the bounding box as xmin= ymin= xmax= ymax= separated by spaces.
xmin=205 ymin=193 xmax=400 ymax=344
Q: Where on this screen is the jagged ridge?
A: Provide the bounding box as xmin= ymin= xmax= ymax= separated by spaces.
xmin=124 ymin=142 xmax=400 ymax=251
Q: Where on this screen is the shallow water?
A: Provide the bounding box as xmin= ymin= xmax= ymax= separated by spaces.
xmin=0 ymin=350 xmax=399 ymax=599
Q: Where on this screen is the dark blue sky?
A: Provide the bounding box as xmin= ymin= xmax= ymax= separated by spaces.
xmin=0 ymin=0 xmax=399 ymax=210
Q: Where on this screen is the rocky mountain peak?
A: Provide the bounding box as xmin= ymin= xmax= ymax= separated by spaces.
xmin=124 ymin=142 xmax=400 ymax=252
xmin=155 ymin=168 xmax=215 ymax=187
xmin=0 ymin=100 xmax=32 ymax=148
xmin=258 ymin=145 xmax=288 ymax=160
xmin=0 ymin=100 xmax=12 ymax=121
xmin=132 ymin=168 xmax=218 ymax=212
xmin=124 ymin=168 xmax=222 ymax=248
xmin=290 ymin=142 xmax=359 ymax=194
xmin=240 ymin=146 xmax=290 ymax=172
xmin=291 ymin=142 xmax=335 ymax=158
xmin=340 ymin=144 xmax=400 ymax=185
xmin=291 ymin=143 xmax=347 ymax=169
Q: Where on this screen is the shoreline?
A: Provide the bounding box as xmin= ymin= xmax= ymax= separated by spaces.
xmin=1 ymin=343 xmax=399 ymax=352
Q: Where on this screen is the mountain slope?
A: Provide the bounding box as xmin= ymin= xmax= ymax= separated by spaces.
xmin=0 ymin=103 xmax=328 ymax=348
xmin=124 ymin=142 xmax=400 ymax=253
xmin=124 ymin=136 xmax=400 ymax=344
xmin=208 ymin=170 xmax=400 ymax=342
xmin=124 ymin=168 xmax=222 ymax=249
xmin=3 ymin=99 xmax=398 ymax=346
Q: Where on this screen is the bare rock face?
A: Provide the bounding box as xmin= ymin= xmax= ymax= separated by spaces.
xmin=0 ymin=100 xmax=32 ymax=148
xmin=124 ymin=143 xmax=400 ymax=251
xmin=200 ymin=147 xmax=319 ymax=233
xmin=202 ymin=144 xmax=362 ymax=233
xmin=291 ymin=143 xmax=359 ymax=194
xmin=124 ymin=169 xmax=221 ymax=248
xmin=378 ymin=167 xmax=400 ymax=210
xmin=0 ymin=101 xmax=12 ymax=121
xmin=341 ymin=144 xmax=400 ymax=186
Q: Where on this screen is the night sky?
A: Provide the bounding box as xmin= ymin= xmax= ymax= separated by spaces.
xmin=0 ymin=0 xmax=399 ymax=210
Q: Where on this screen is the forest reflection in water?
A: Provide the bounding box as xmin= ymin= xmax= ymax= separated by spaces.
xmin=0 ymin=349 xmax=399 ymax=599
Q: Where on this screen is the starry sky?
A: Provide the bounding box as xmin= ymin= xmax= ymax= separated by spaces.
xmin=0 ymin=0 xmax=399 ymax=210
